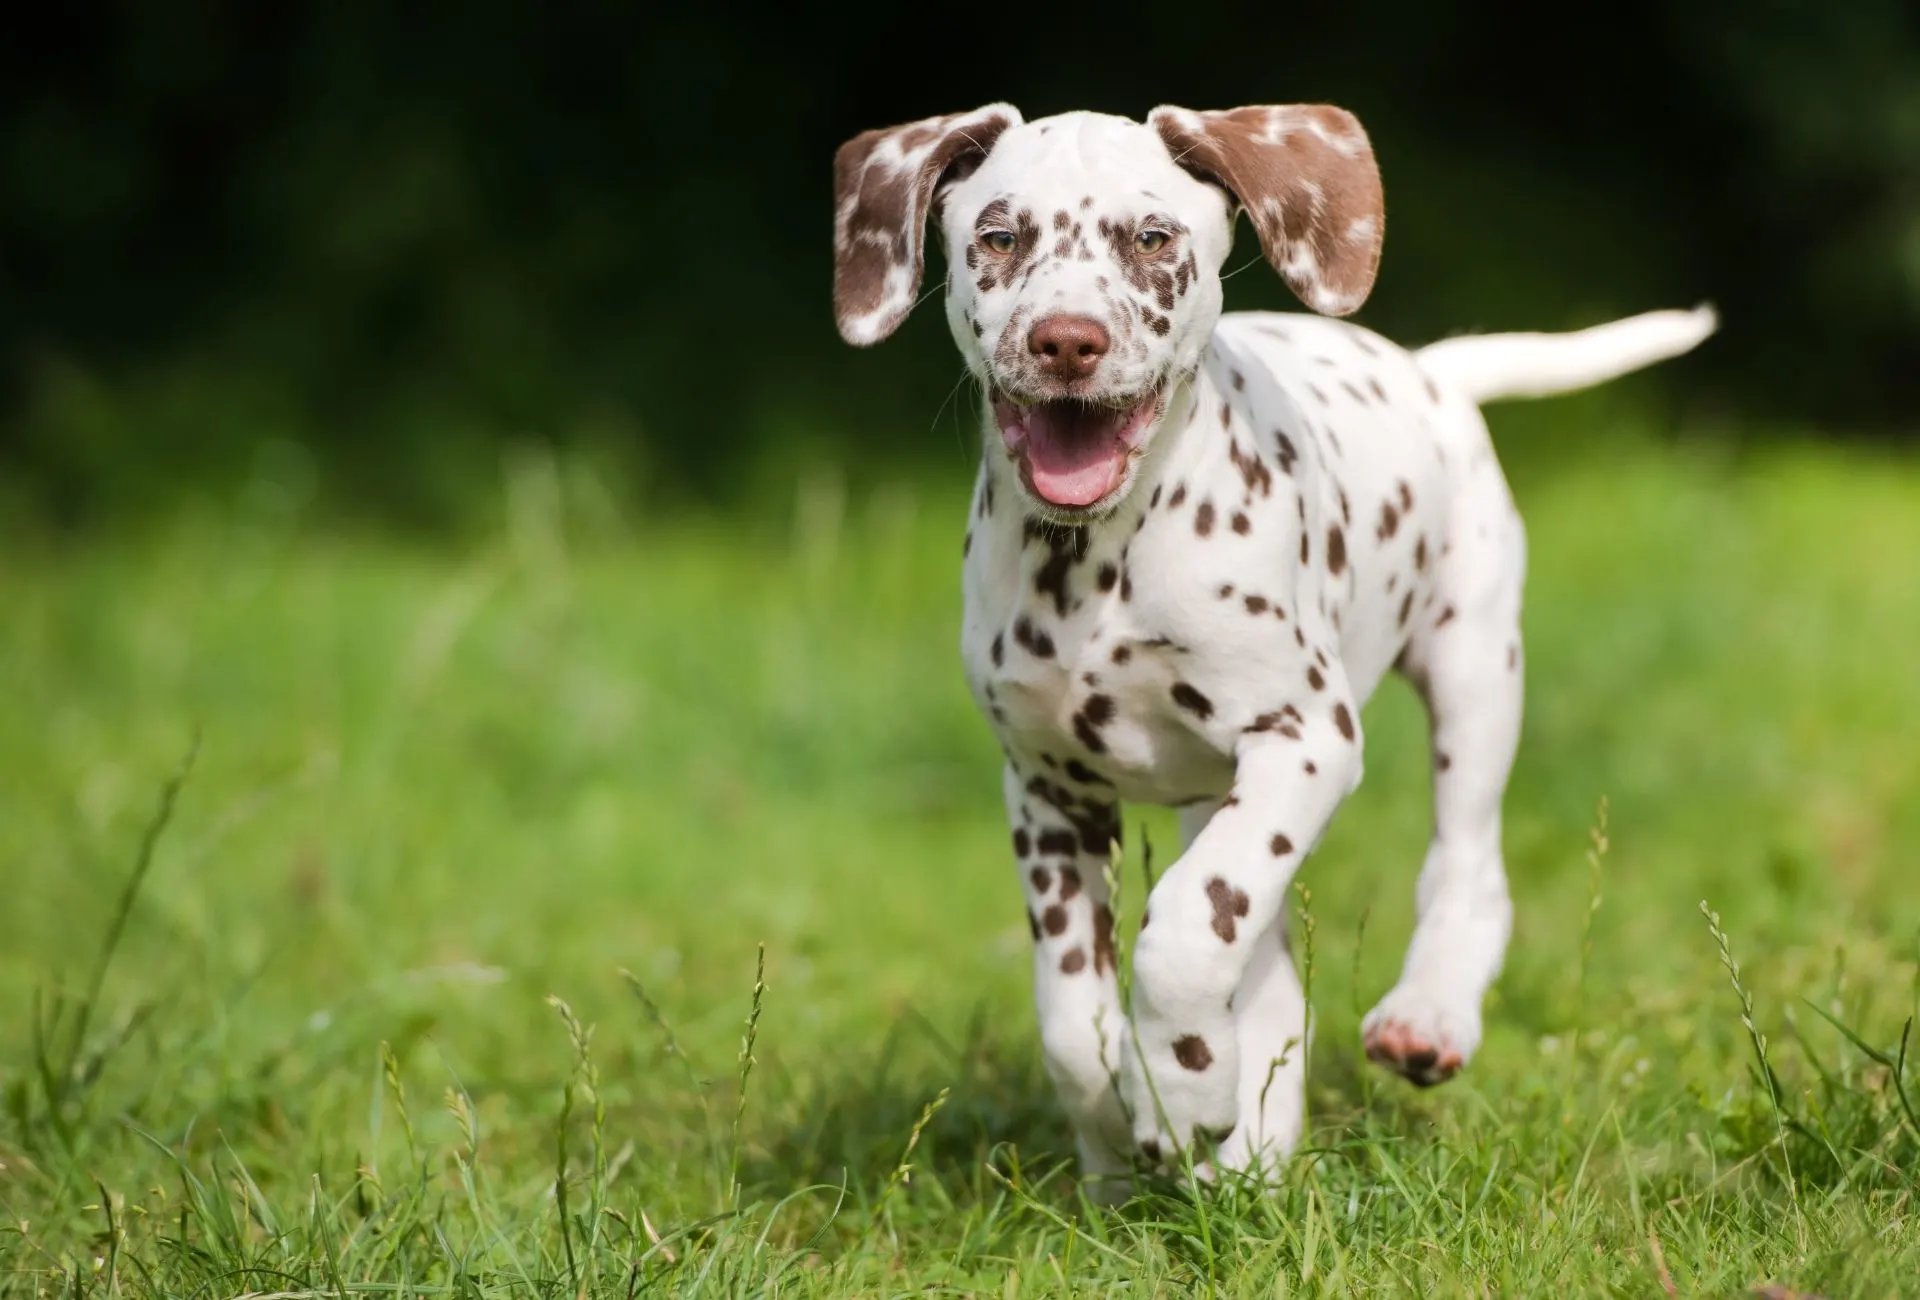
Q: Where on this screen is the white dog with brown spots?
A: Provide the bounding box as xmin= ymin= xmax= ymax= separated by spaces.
xmin=831 ymin=101 xmax=1714 ymax=1194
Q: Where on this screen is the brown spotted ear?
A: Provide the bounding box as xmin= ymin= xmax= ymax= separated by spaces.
xmin=1148 ymin=104 xmax=1384 ymax=316
xmin=833 ymin=103 xmax=1022 ymax=346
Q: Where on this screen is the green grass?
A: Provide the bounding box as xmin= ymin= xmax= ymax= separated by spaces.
xmin=3 ymin=423 xmax=1919 ymax=1296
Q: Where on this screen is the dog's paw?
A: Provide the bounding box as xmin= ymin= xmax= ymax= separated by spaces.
xmin=1361 ymin=986 xmax=1481 ymax=1087
xmin=1122 ymin=1025 xmax=1241 ymax=1171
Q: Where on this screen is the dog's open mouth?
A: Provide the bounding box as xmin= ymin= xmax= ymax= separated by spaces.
xmin=991 ymin=389 xmax=1161 ymax=509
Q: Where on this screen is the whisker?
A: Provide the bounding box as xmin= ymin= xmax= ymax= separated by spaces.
xmin=1219 ymin=252 xmax=1267 ymax=282
xmin=910 ymin=277 xmax=949 ymax=315
xmin=930 ymin=364 xmax=983 ymax=466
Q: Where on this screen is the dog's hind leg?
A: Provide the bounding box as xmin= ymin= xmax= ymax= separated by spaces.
xmin=1364 ymin=424 xmax=1526 ymax=1086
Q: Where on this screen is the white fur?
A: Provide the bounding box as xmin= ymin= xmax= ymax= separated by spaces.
xmin=1415 ymin=305 xmax=1718 ymax=404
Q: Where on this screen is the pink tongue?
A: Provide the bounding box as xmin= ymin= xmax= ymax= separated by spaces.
xmin=1024 ymin=404 xmax=1130 ymax=507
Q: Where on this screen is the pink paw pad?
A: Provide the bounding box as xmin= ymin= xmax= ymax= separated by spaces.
xmin=1363 ymin=1019 xmax=1464 ymax=1087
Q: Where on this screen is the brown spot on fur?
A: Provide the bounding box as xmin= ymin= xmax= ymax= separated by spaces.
xmin=1031 ymin=526 xmax=1089 ymax=619
xmin=1111 ymin=643 xmax=1132 ymax=664
xmin=1037 ymin=829 xmax=1077 ymax=857
xmin=1333 ymin=702 xmax=1355 ymax=740
xmin=1173 ymin=1034 xmax=1215 ymax=1071
xmin=1307 ymin=665 xmax=1325 ymax=691
xmin=1171 ymin=682 xmax=1214 ymax=719
xmin=1073 ymin=694 xmax=1116 ymax=753
xmin=1377 ymin=500 xmax=1400 ymax=541
xmin=1231 ymin=511 xmax=1251 ymax=535
xmin=1013 ymin=828 xmax=1031 ymax=858
xmin=1064 ymin=758 xmax=1109 ymax=786
xmin=1246 ymin=705 xmax=1304 ymax=739
xmin=1270 ymin=833 xmax=1294 ymax=856
xmin=1327 ymin=525 xmax=1347 ymax=575
xmin=1169 ymin=483 xmax=1187 ymax=509
xmin=1070 ymin=802 xmax=1120 ymax=856
xmin=991 ymin=632 xmax=1004 ymax=667
xmin=1093 ymin=903 xmax=1116 ymax=973
xmin=1228 ymin=439 xmax=1274 ymax=498
xmin=1013 ymin=616 xmax=1055 ymax=659
xmin=1029 ymin=866 xmax=1052 ymax=894
xmin=1194 ymin=500 xmax=1215 ymax=537
xmin=1097 ymin=562 xmax=1118 ymax=592
xmin=1059 ymin=947 xmax=1087 ymax=974
xmin=1042 ymin=905 xmax=1069 ymax=936
xmin=1244 ymin=594 xmax=1269 ymax=614
xmin=1207 ymin=876 xmax=1251 ymax=941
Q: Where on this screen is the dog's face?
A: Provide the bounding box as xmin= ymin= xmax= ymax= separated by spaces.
xmin=834 ymin=103 xmax=1386 ymax=518
xmin=936 ymin=115 xmax=1233 ymax=515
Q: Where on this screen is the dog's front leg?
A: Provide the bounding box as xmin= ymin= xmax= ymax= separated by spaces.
xmin=1123 ymin=714 xmax=1363 ymax=1169
xmin=1002 ymin=765 xmax=1134 ymax=1199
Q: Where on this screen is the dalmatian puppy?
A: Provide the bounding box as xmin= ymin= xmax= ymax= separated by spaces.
xmin=830 ymin=102 xmax=1714 ymax=1190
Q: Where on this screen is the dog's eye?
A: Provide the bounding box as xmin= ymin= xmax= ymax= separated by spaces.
xmin=1136 ymin=229 xmax=1172 ymax=254
xmin=981 ymin=230 xmax=1017 ymax=255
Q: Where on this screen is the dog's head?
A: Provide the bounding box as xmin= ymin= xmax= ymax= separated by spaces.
xmin=833 ymin=104 xmax=1385 ymax=517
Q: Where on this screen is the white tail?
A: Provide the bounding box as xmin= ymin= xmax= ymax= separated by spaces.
xmin=1414 ymin=304 xmax=1718 ymax=405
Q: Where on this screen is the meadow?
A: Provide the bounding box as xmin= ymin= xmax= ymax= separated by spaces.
xmin=2 ymin=404 xmax=1918 ymax=1296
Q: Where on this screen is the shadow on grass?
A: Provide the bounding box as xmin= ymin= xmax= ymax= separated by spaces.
xmin=736 ymin=997 xmax=1442 ymax=1214
xmin=740 ymin=1003 xmax=1075 ymax=1208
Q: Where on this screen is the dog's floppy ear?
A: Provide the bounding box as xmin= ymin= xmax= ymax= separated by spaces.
xmin=1148 ymin=104 xmax=1384 ymax=316
xmin=833 ymin=104 xmax=1023 ymax=346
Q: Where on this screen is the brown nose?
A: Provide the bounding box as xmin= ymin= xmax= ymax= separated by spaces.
xmin=1028 ymin=315 xmax=1111 ymax=379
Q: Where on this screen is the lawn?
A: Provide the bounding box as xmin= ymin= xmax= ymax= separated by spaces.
xmin=2 ymin=417 xmax=1918 ymax=1296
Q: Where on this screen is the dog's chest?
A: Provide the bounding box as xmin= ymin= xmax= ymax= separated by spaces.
xmin=958 ymin=473 xmax=1303 ymax=805
xmin=957 ymin=316 xmax=1461 ymax=805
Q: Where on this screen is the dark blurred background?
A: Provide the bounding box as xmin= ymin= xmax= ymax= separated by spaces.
xmin=3 ymin=0 xmax=1916 ymax=529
